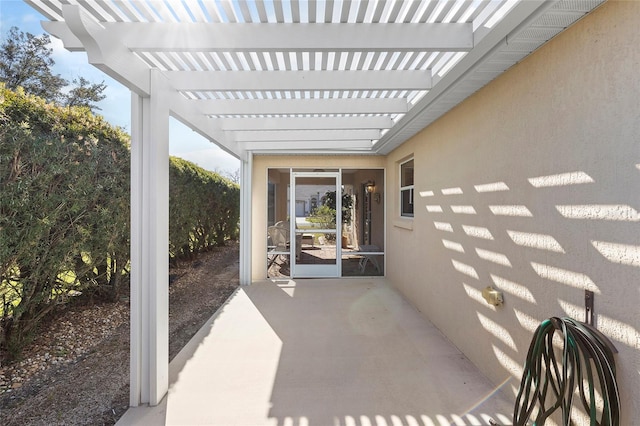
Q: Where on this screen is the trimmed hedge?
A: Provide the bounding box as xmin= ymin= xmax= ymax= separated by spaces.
xmin=169 ymin=157 xmax=239 ymax=263
xmin=0 ymin=86 xmax=239 ymax=358
xmin=0 ymin=86 xmax=130 ymax=355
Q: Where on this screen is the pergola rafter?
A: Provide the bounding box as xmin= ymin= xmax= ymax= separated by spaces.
xmin=41 ymin=0 xmax=605 ymax=156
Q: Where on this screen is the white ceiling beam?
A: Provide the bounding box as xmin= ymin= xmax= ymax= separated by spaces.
xmin=239 ymin=140 xmax=374 ymax=151
xmin=198 ymin=98 xmax=409 ymax=115
xmin=41 ymin=21 xmax=84 ymax=50
xmin=168 ymin=92 xmax=241 ymax=158
xmin=48 ymin=22 xmax=471 ymax=52
xmin=166 ymin=70 xmax=431 ymax=91
xmin=218 ymin=116 xmax=393 ymax=131
xmin=51 ymin=5 xmax=150 ymax=95
xmin=232 ymin=129 xmax=381 ymax=142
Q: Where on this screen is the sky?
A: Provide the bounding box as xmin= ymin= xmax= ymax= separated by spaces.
xmin=0 ymin=0 xmax=240 ymax=175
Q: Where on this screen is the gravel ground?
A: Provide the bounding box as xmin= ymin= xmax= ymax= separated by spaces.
xmin=0 ymin=241 xmax=239 ymax=425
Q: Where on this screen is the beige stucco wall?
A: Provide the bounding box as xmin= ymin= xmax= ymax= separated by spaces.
xmin=252 ymin=155 xmax=385 ymax=281
xmin=385 ymin=1 xmax=640 ymax=422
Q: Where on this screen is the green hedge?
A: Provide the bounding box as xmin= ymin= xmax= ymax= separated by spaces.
xmin=169 ymin=157 xmax=239 ymax=263
xmin=0 ymin=86 xmax=130 ymax=355
xmin=0 ymin=86 xmax=239 ymax=358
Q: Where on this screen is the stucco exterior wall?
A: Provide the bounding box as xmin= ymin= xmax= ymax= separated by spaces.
xmin=251 ymin=155 xmax=385 ymax=281
xmin=385 ymin=1 xmax=640 ymax=422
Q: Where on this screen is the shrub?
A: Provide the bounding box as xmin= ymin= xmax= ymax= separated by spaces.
xmin=169 ymin=157 xmax=239 ymax=263
xmin=0 ymin=85 xmax=239 ymax=358
xmin=0 ymin=86 xmax=130 ymax=356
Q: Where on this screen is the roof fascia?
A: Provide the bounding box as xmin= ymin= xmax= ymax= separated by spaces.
xmin=374 ymin=0 xmax=558 ymax=155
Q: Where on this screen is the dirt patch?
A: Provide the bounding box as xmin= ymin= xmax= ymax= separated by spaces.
xmin=0 ymin=241 xmax=239 ymax=425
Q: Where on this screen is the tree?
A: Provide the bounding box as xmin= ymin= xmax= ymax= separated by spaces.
xmin=0 ymin=27 xmax=66 ymax=103
xmin=63 ymin=76 xmax=107 ymax=111
xmin=215 ymin=167 xmax=241 ymax=184
xmin=0 ymin=27 xmax=106 ymax=111
xmin=323 ymin=190 xmax=353 ymax=224
xmin=225 ymin=168 xmax=241 ymax=184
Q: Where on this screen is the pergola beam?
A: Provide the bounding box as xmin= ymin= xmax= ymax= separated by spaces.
xmin=218 ymin=116 xmax=393 ymax=131
xmin=168 ymin=92 xmax=242 ymax=158
xmin=166 ymin=70 xmax=431 ymax=91
xmin=239 ymin=140 xmax=374 ymax=151
xmin=232 ymin=129 xmax=380 ymax=142
xmin=198 ymin=98 xmax=409 ymax=115
xmin=43 ymin=22 xmax=473 ymax=52
xmin=53 ymin=5 xmax=150 ymax=95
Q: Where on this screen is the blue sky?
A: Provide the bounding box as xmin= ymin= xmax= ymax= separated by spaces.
xmin=0 ymin=1 xmax=240 ymax=175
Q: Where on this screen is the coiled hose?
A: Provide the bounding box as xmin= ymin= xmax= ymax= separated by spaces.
xmin=513 ymin=317 xmax=620 ymax=425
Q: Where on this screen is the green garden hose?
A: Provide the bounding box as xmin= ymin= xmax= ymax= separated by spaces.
xmin=513 ymin=317 xmax=620 ymax=425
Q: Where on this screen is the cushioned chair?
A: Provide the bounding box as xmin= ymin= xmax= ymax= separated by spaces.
xmin=267 ymin=221 xmax=302 ymax=265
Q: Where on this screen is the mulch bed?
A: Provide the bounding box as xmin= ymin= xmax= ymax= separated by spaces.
xmin=0 ymin=241 xmax=239 ymax=425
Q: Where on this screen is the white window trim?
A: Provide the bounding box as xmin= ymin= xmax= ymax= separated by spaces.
xmin=399 ymin=157 xmax=414 ymax=218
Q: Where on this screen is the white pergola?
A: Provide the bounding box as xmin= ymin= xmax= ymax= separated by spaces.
xmin=27 ymin=0 xmax=605 ymax=407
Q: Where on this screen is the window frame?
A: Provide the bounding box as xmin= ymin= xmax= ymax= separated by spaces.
xmin=399 ymin=158 xmax=414 ymax=218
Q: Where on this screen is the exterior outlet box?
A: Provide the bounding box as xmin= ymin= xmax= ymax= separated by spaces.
xmin=482 ymin=286 xmax=504 ymax=306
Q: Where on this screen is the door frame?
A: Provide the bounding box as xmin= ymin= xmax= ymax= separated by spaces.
xmin=290 ymin=171 xmax=341 ymax=278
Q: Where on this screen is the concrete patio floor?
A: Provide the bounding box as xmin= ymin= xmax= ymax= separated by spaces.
xmin=118 ymin=278 xmax=514 ymax=425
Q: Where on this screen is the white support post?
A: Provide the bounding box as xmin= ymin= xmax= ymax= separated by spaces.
xmin=130 ymin=69 xmax=170 ymax=406
xmin=239 ymin=152 xmax=253 ymax=285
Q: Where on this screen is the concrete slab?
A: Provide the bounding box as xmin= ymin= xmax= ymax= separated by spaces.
xmin=118 ymin=279 xmax=514 ymax=425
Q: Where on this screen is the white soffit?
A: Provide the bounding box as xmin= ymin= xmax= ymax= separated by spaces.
xmin=30 ymin=0 xmax=606 ymax=157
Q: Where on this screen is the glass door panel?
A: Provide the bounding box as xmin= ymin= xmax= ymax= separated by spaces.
xmin=291 ymin=172 xmax=340 ymax=278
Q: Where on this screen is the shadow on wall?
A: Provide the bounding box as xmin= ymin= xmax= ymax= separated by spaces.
xmin=419 ymin=161 xmax=640 ymax=423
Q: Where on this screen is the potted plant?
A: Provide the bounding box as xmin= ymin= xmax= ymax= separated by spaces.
xmin=322 ymin=190 xmax=353 ymax=248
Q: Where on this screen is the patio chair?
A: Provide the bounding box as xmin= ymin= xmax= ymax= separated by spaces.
xmin=357 ymin=244 xmax=382 ymax=274
xmin=267 ymin=221 xmax=302 ymax=266
xmin=267 ymin=223 xmax=288 ymax=267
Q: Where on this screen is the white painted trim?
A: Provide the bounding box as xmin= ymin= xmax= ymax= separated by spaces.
xmin=239 ymin=153 xmax=253 ymax=285
xmin=383 ymin=167 xmax=387 ymax=277
xmin=58 ymin=5 xmax=150 ymax=95
xmin=197 ymin=98 xmax=409 ymax=115
xmin=233 ymin=129 xmax=381 ymax=143
xmin=239 ymin=140 xmax=374 ymax=151
xmin=64 ymin=22 xmax=474 ymax=52
xmin=218 ymin=116 xmax=393 ymax=131
xmin=165 ymin=70 xmax=432 ymax=92
xmin=129 ymin=92 xmax=143 ymax=407
xmin=147 ymin=70 xmax=170 ymax=406
xmin=128 ymin=70 xmax=170 ymax=407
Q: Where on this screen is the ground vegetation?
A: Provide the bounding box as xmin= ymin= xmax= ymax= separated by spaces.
xmin=0 ymin=86 xmax=240 ymax=360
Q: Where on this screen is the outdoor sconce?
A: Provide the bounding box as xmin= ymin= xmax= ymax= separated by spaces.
xmin=365 ymin=180 xmax=375 ymax=194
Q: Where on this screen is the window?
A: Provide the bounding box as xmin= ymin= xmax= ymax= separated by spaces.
xmin=400 ymin=158 xmax=414 ymax=217
xmin=267 ymin=183 xmax=276 ymax=226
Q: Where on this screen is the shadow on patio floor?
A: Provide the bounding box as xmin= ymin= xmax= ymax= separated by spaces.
xmin=118 ymin=278 xmax=514 ymax=425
